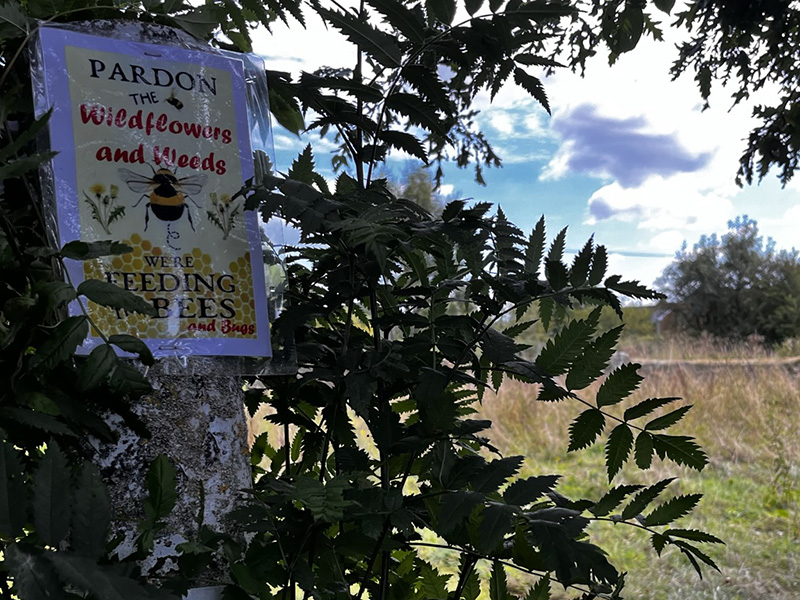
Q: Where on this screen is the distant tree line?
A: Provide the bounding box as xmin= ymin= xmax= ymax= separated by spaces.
xmin=657 ymin=216 xmax=800 ymax=345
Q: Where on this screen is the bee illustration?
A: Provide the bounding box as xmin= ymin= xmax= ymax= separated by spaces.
xmin=165 ymin=89 xmax=184 ymax=110
xmin=118 ymin=166 xmax=208 ymax=231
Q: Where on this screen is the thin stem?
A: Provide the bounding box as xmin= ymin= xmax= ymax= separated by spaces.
xmin=452 ymin=556 xmax=478 ymax=600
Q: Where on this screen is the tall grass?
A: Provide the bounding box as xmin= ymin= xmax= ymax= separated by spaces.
xmin=478 ymin=340 xmax=800 ymax=600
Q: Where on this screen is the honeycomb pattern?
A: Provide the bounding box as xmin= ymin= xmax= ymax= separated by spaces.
xmin=83 ymin=233 xmax=258 ymax=341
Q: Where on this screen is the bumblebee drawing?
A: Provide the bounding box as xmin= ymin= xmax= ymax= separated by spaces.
xmin=118 ymin=166 xmax=208 ymax=231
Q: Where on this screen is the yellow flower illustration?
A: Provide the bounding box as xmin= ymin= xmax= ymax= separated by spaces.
xmin=90 ymin=183 xmax=106 ymax=196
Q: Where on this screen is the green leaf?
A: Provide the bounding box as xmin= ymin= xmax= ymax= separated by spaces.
xmin=590 ymin=484 xmax=643 ymax=517
xmin=108 ymin=362 xmax=152 ymax=397
xmin=77 ymin=280 xmax=157 ymax=317
xmin=268 ymin=87 xmax=305 ymax=135
xmin=385 ymin=93 xmax=448 ymax=136
xmin=651 ymin=435 xmax=708 ymax=470
xmin=547 ymin=227 xmax=567 ymax=263
xmin=605 ymin=424 xmax=633 ymax=481
xmin=438 ymin=491 xmax=482 ymax=535
xmin=596 ymin=362 xmax=643 ymax=407
xmin=319 ymin=7 xmax=402 ymax=67
xmin=634 ymin=431 xmax=654 ymax=469
xmin=569 ymin=237 xmax=593 ymax=287
xmin=48 ymin=553 xmax=172 ymax=600
xmin=524 ymin=573 xmax=551 ymax=600
xmin=603 ymin=275 xmax=663 ymax=301
xmin=5 ymin=545 xmax=67 ymax=600
xmin=144 ymin=454 xmax=177 ymax=523
xmin=60 ymin=241 xmax=132 ymax=260
xmin=536 ymin=307 xmax=600 ymax=375
xmin=620 ymin=478 xmax=675 ymax=521
xmin=525 ymin=216 xmax=546 ymax=276
xmin=0 ymin=152 xmax=57 ymax=180
xmin=588 ymin=245 xmax=607 ymax=285
xmin=513 ymin=68 xmax=550 ymax=113
xmin=666 ymin=528 xmax=724 ymax=544
xmin=427 ymin=0 xmax=456 ymax=24
xmin=379 ymin=130 xmax=428 ymax=162
xmin=645 ymin=405 xmax=692 ymax=431
xmin=473 ymin=456 xmax=523 ymax=493
xmin=30 ymin=316 xmax=89 ymax=370
xmin=36 ymin=281 xmax=77 ymax=314
xmin=489 ymin=561 xmax=510 ymax=600
xmin=565 ymin=325 xmax=623 ymax=390
xmin=77 ymin=344 xmax=118 ymax=392
xmin=479 ymin=504 xmax=515 ymax=553
xmin=675 ymin=541 xmax=720 ymax=574
xmin=624 ymin=397 xmax=680 ymax=422
xmin=644 ymin=494 xmax=702 ymax=527
xmin=567 ymin=409 xmax=605 ymax=452
xmin=72 ymin=462 xmax=111 ymax=559
xmin=0 ymin=442 xmax=28 ymax=538
xmin=366 ymin=0 xmax=426 ymax=41
xmin=34 ymin=441 xmax=72 ymax=546
xmin=108 ymin=334 xmax=155 ymax=366
xmin=465 ymin=0 xmax=484 ymax=15
xmin=503 ymin=475 xmax=559 ymax=506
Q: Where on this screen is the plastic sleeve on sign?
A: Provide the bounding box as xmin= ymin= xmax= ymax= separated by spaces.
xmin=29 ymin=20 xmax=296 ymax=376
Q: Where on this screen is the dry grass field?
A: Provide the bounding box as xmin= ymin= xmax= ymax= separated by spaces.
xmin=479 ymin=336 xmax=800 ymax=599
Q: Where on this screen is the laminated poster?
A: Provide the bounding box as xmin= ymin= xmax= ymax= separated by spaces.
xmin=37 ymin=27 xmax=271 ymax=357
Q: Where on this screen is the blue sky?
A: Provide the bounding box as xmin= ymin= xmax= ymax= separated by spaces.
xmin=253 ymin=9 xmax=800 ymax=288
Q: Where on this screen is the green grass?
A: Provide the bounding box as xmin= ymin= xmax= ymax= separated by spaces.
xmin=477 ymin=340 xmax=800 ymax=600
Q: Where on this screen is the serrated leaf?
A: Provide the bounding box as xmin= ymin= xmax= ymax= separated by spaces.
xmin=31 ymin=316 xmax=89 ymax=370
xmin=48 ymin=553 xmax=171 ymax=600
xmin=366 ymin=0 xmax=426 ymax=41
xmin=544 ymin=259 xmax=568 ymax=290
xmin=620 ymin=478 xmax=675 ymax=521
xmin=504 ymin=475 xmax=559 ymax=506
xmin=60 ymin=241 xmax=132 ymax=260
xmin=489 ymin=561 xmax=509 ymax=600
xmin=548 ymin=229 xmax=567 ymax=262
xmin=525 ymin=573 xmax=550 ymax=600
xmin=565 ymin=325 xmax=622 ymax=390
xmin=645 ymin=405 xmax=692 ymax=431
xmin=438 ymin=491 xmax=482 ymax=535
xmin=666 ymin=528 xmax=724 ymax=544
xmin=379 ymin=130 xmax=428 ymax=162
xmin=72 ymin=462 xmax=111 ymax=559
xmin=675 ymin=540 xmax=720 ymax=573
xmin=604 ymin=275 xmax=663 ymax=300
xmin=536 ymin=308 xmax=600 ymax=376
xmin=605 ymin=424 xmax=633 ymax=481
xmin=588 ymin=245 xmax=607 ymax=285
xmin=513 ymin=67 xmax=550 ymax=113
xmin=36 ymin=281 xmax=77 ymax=314
xmin=385 ymin=93 xmax=448 ymax=136
xmin=5 ymin=545 xmax=67 ymax=600
xmin=108 ymin=362 xmax=151 ymax=397
xmin=570 ymin=237 xmax=593 ymax=287
xmin=538 ymin=297 xmax=554 ymax=331
xmin=567 ymin=409 xmax=605 ymax=452
xmin=77 ymin=344 xmax=118 ymax=392
xmin=0 ymin=442 xmax=28 ymax=538
xmin=144 ymin=454 xmax=176 ymax=523
xmin=590 ymin=484 xmax=643 ymax=517
xmin=319 ymin=7 xmax=402 ymax=67
xmin=34 ymin=441 xmax=71 ymax=546
xmin=651 ymin=532 xmax=667 ymax=555
xmin=288 ymin=144 xmax=318 ymax=185
xmin=624 ymin=397 xmax=680 ymax=422
xmin=643 ymin=494 xmax=702 ymax=527
xmin=473 ymin=456 xmax=523 ymax=493
xmin=596 ymin=362 xmax=643 ymax=407
xmin=634 ymin=431 xmax=654 ymax=469
xmin=78 ymin=280 xmax=156 ymax=317
xmin=479 ymin=504 xmax=515 ymax=553
xmin=108 ymin=334 xmax=154 ymax=366
xmin=651 ymin=434 xmax=708 ymax=470
xmin=427 ymin=0 xmax=456 ymax=24
xmin=525 ymin=216 xmax=546 ymax=276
